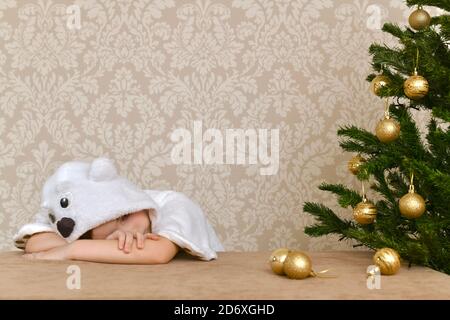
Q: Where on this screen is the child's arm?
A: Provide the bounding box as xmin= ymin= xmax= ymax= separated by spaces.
xmin=25 ymin=232 xmax=68 ymax=253
xmin=71 ymin=237 xmax=180 ymax=264
xmin=26 ymin=236 xmax=180 ymax=264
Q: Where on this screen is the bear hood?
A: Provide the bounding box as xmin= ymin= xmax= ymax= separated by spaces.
xmin=13 ymin=157 xmax=159 ymax=247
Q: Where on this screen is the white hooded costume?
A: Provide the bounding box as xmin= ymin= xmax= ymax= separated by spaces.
xmin=13 ymin=157 xmax=224 ymax=261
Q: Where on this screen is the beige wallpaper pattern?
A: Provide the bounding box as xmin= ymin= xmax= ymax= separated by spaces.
xmin=0 ymin=0 xmax=416 ymax=251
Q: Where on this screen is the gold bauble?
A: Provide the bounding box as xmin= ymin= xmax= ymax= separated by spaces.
xmin=283 ymin=251 xmax=312 ymax=279
xmin=269 ymin=248 xmax=290 ymax=275
xmin=370 ymin=75 xmax=390 ymax=96
xmin=353 ymin=200 xmax=377 ymax=225
xmin=399 ymin=192 xmax=426 ymax=219
xmin=376 ymin=118 xmax=401 ymax=143
xmin=409 ymin=8 xmax=431 ymax=31
xmin=373 ymin=248 xmax=401 ymax=275
xmin=348 ymin=155 xmax=366 ymax=175
xmin=404 ymin=73 xmax=429 ymax=100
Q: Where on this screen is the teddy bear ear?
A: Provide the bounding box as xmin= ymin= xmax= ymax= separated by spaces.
xmin=88 ymin=157 xmax=118 ymax=182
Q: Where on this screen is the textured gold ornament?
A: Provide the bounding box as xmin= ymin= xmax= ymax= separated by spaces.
xmin=269 ymin=248 xmax=290 ymax=275
xmin=348 ymin=155 xmax=366 ymax=175
xmin=353 ymin=182 xmax=377 ymax=225
xmin=353 ymin=199 xmax=377 ymax=225
xmin=404 ymin=69 xmax=429 ymax=100
xmin=376 ymin=118 xmax=400 ymax=143
xmin=373 ymin=248 xmax=401 ymax=275
xmin=399 ymin=175 xmax=426 ymax=219
xmin=409 ymin=7 xmax=431 ymax=31
xmin=283 ymin=251 xmax=313 ymax=279
xmin=370 ymin=75 xmax=390 ymax=96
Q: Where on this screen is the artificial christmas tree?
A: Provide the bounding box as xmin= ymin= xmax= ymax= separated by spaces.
xmin=303 ymin=0 xmax=450 ymax=274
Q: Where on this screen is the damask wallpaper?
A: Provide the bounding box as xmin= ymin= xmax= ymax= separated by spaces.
xmin=0 ymin=0 xmax=428 ymax=251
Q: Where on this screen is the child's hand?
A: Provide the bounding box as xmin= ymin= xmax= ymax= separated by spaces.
xmin=106 ymin=230 xmax=135 ymax=253
xmin=106 ymin=230 xmax=160 ymax=253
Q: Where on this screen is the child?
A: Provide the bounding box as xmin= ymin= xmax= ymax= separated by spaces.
xmin=14 ymin=157 xmax=224 ymax=264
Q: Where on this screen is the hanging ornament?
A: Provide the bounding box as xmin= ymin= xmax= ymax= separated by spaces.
xmin=269 ymin=248 xmax=290 ymax=275
xmin=283 ymin=251 xmax=313 ymax=279
xmin=373 ymin=248 xmax=401 ymax=275
xmin=370 ymin=73 xmax=390 ymax=96
xmin=348 ymin=154 xmax=366 ymax=175
xmin=404 ymin=69 xmax=429 ymax=100
xmin=409 ymin=6 xmax=431 ymax=31
xmin=353 ymin=182 xmax=377 ymax=225
xmin=399 ymin=173 xmax=426 ymax=219
xmin=375 ymin=99 xmax=401 ymax=143
xmin=354 ymin=201 xmax=377 ymax=225
xmin=376 ymin=118 xmax=401 ymax=143
xmin=404 ymin=49 xmax=429 ymax=100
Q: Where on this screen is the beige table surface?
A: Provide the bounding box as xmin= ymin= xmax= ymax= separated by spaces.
xmin=0 ymin=250 xmax=448 ymax=299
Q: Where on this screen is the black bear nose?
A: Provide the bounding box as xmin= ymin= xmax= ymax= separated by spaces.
xmin=56 ymin=217 xmax=75 ymax=238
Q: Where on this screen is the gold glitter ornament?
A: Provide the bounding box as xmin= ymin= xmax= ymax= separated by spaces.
xmin=283 ymin=251 xmax=313 ymax=279
xmin=376 ymin=118 xmax=401 ymax=143
xmin=269 ymin=248 xmax=290 ymax=275
xmin=375 ymin=100 xmax=400 ymax=143
xmin=399 ymin=173 xmax=426 ymax=219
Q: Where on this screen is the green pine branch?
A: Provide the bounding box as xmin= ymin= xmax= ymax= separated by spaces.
xmin=318 ymin=183 xmax=362 ymax=208
xmin=406 ymin=0 xmax=450 ymax=12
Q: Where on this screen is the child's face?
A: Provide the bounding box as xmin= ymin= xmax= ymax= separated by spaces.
xmin=91 ymin=209 xmax=151 ymax=239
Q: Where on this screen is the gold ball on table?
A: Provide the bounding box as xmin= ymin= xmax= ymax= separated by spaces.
xmin=269 ymin=248 xmax=290 ymax=275
xmin=376 ymin=117 xmax=401 ymax=143
xmin=370 ymin=75 xmax=390 ymax=96
xmin=373 ymin=248 xmax=401 ymax=275
xmin=404 ymin=72 xmax=429 ymax=100
xmin=348 ymin=155 xmax=366 ymax=175
xmin=399 ymin=192 xmax=426 ymax=219
xmin=283 ymin=251 xmax=313 ymax=280
xmin=409 ymin=7 xmax=431 ymax=31
xmin=353 ymin=200 xmax=377 ymax=225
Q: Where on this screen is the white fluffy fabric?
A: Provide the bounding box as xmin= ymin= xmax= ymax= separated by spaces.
xmin=13 ymin=157 xmax=224 ymax=261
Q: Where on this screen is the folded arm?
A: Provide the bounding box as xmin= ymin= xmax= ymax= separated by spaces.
xmin=68 ymin=237 xmax=180 ymax=264
xmin=24 ymin=232 xmax=180 ymax=265
xmin=25 ymin=232 xmax=68 ymax=253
